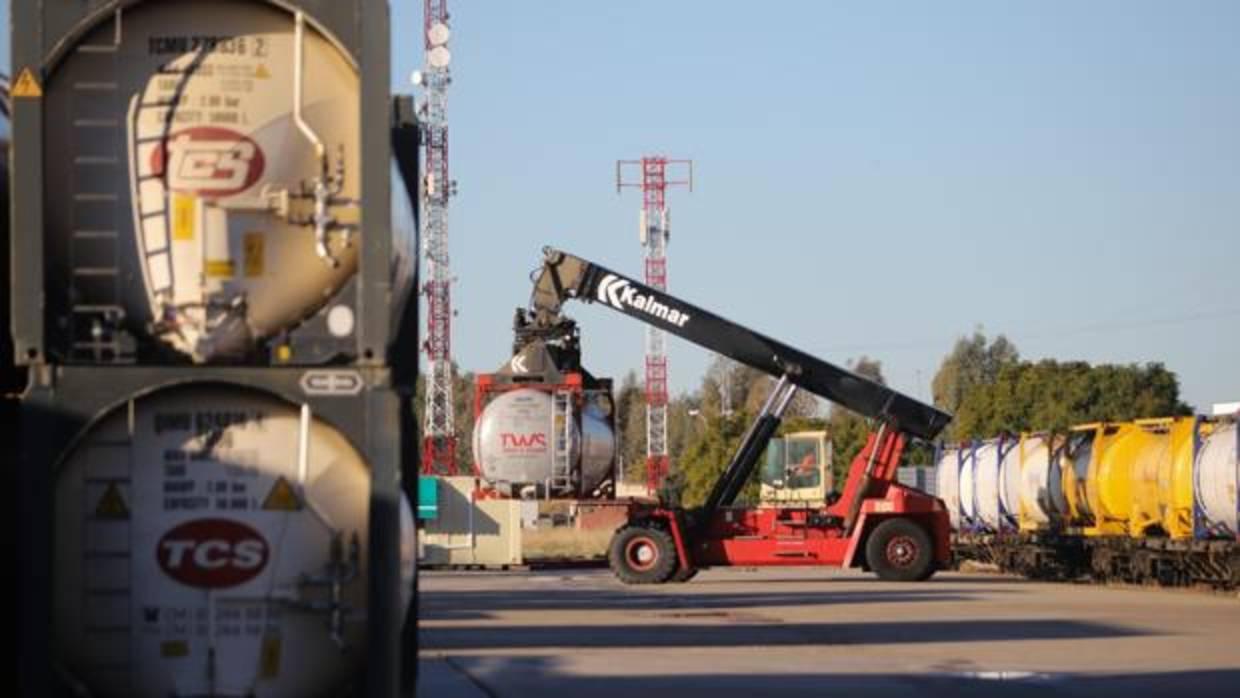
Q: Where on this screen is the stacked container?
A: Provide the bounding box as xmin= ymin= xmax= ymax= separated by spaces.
xmin=11 ymin=2 xmax=419 ymax=697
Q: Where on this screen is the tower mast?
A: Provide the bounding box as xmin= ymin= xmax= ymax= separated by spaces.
xmin=420 ymin=0 xmax=458 ymax=474
xmin=617 ymin=157 xmax=693 ymax=493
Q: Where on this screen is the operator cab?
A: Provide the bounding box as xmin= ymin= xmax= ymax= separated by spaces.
xmin=760 ymin=431 xmax=832 ymax=506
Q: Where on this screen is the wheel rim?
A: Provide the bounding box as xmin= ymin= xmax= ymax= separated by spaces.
xmin=624 ymin=536 xmax=659 ymax=571
xmin=886 ymin=535 xmax=919 ymax=568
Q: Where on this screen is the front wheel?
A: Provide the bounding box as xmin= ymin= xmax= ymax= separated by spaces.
xmin=865 ymin=518 xmax=935 ymax=582
xmin=609 ymin=525 xmax=678 ymax=584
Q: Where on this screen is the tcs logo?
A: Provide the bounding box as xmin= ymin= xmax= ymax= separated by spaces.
xmin=157 ymin=518 xmax=270 ymax=589
xmin=151 ymin=127 xmax=266 ymax=197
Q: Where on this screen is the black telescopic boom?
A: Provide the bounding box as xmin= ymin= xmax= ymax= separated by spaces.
xmin=696 ymin=375 xmax=799 ymax=527
xmin=530 ymin=248 xmax=951 ymax=441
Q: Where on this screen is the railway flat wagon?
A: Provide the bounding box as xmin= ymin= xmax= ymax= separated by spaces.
xmin=935 ymin=416 xmax=1240 ymax=588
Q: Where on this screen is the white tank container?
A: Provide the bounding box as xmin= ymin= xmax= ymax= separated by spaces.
xmin=997 ymin=439 xmax=1022 ymax=529
xmin=1018 ymin=434 xmax=1068 ymax=527
xmin=473 ymin=388 xmax=616 ymax=496
xmin=44 ymin=0 xmax=374 ymax=361
xmin=53 ymin=386 xmax=414 ymax=698
xmin=958 ymin=447 xmax=978 ymax=527
xmin=1065 ymin=434 xmax=1095 ymax=523
xmin=973 ymin=441 xmax=1003 ymax=530
xmin=1195 ymin=421 xmax=1238 ymax=536
xmin=935 ymin=448 xmax=961 ymax=529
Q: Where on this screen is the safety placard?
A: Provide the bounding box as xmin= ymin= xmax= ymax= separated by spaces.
xmin=12 ymin=67 xmax=42 ymax=98
xmin=95 ymin=481 xmax=131 ymax=519
xmin=261 ymin=477 xmax=302 ymax=511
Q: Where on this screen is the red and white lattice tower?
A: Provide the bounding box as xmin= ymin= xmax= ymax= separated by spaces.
xmin=617 ymin=157 xmax=693 ymax=493
xmin=419 ymin=0 xmax=458 ymax=474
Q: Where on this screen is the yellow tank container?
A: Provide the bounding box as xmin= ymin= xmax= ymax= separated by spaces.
xmin=1081 ymin=422 xmax=1148 ymax=537
xmin=1121 ymin=420 xmax=1176 ymax=538
xmin=1155 ymin=418 xmax=1197 ymax=539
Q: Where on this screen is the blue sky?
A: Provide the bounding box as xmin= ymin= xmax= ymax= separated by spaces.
xmin=5 ymin=2 xmax=1238 ymax=412
xmin=389 ymin=1 xmax=1239 ymax=412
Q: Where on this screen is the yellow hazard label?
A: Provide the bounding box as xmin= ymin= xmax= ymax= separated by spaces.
xmin=95 ymin=482 xmax=130 ymax=519
xmin=161 ymin=640 xmax=189 ymax=658
xmin=12 ymin=68 xmax=42 ymax=98
xmin=254 ymin=64 xmax=271 ymax=79
xmin=172 ymin=193 xmax=196 ymax=241
xmin=259 ymin=633 xmax=282 ymax=678
xmin=262 ymin=477 xmax=302 ymax=511
xmin=205 ymin=259 xmax=235 ymax=278
xmin=243 ymin=232 xmax=265 ymax=277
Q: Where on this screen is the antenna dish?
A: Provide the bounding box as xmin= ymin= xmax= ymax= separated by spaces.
xmin=427 ymin=22 xmax=451 ymax=47
xmin=410 ymin=70 xmax=424 ymax=86
xmin=427 ymin=46 xmax=452 ymax=69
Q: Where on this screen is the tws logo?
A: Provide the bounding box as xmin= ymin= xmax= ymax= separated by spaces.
xmin=596 ymin=274 xmax=692 ymax=328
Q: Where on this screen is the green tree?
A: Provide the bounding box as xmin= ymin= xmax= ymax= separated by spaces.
xmin=950 ymin=359 xmax=1191 ymax=440
xmin=932 ymin=330 xmax=1020 ymax=437
xmin=675 ymin=412 xmax=754 ymax=507
xmin=613 ymin=370 xmax=647 ymax=483
xmin=826 ymin=356 xmax=887 ymax=485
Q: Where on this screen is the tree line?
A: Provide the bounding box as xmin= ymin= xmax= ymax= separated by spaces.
xmin=419 ymin=330 xmax=1191 ymax=500
xmin=629 ymin=332 xmax=1189 ymax=505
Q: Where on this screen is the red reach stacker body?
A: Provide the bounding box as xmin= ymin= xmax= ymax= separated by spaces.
xmin=522 ymin=248 xmax=953 ymax=583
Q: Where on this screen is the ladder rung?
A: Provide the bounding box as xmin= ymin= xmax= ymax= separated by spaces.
xmin=73 ymin=267 xmax=119 ymax=276
xmin=77 ymin=45 xmax=119 ymax=54
xmin=86 ymin=439 xmax=132 ymax=448
xmin=74 ymin=118 xmax=120 ymax=128
xmin=75 ymin=156 xmax=121 ymax=165
xmin=74 ymin=81 xmax=119 ymax=91
xmin=84 ymin=625 xmax=131 ymax=633
xmin=84 ymin=552 xmax=132 ymax=563
xmin=73 ymin=193 xmax=119 ymax=202
xmin=73 ymin=229 xmax=119 ymax=239
xmin=85 ymin=661 xmax=132 ymax=670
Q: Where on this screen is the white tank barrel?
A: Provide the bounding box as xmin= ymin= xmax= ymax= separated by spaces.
xmin=40 ymin=0 xmax=421 ymax=363
xmin=473 ymin=388 xmax=616 ymax=496
xmin=1018 ymin=434 xmax=1068 ymax=528
xmin=935 ymin=448 xmax=962 ymax=529
xmin=958 ymin=447 xmax=978 ymax=527
xmin=1195 ymin=421 xmax=1238 ymax=536
xmin=973 ymin=441 xmax=1003 ymax=530
xmin=998 ymin=439 xmax=1022 ymax=529
xmin=53 ymin=386 xmax=414 ymax=698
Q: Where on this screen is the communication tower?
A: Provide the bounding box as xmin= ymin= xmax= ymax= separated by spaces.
xmin=416 ymin=0 xmax=459 ymax=474
xmin=617 ymin=157 xmax=693 ymax=493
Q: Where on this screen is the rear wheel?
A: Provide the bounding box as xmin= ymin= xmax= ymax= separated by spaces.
xmin=609 ymin=525 xmax=678 ymax=585
xmin=865 ymin=518 xmax=934 ymax=582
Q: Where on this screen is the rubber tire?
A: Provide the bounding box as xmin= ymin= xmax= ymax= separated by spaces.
xmin=609 ymin=526 xmax=678 ymax=585
xmin=865 ymin=518 xmax=934 ymax=582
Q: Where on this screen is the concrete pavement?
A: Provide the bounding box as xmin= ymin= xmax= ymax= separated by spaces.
xmin=416 ymin=567 xmax=1240 ymax=697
